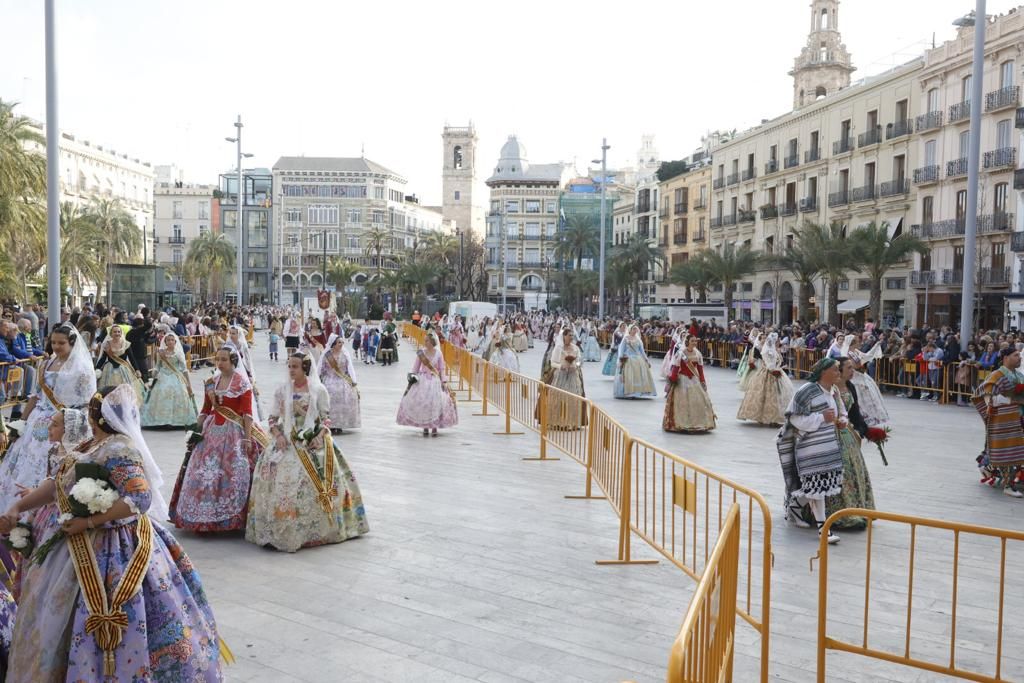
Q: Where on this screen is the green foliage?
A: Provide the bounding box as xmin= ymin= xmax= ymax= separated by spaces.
xmin=656 ymin=159 xmax=689 ymax=183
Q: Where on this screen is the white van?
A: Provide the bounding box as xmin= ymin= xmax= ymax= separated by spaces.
xmin=449 ymin=301 xmax=498 ymax=321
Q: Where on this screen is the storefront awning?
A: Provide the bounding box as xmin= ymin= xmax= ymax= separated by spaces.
xmin=837 ymin=299 xmax=869 ymax=313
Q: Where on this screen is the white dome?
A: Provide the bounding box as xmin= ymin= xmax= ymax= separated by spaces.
xmin=493 ymin=135 xmax=529 ymax=177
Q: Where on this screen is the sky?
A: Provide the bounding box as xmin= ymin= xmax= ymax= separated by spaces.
xmin=2 ymin=0 xmax=1020 ymax=205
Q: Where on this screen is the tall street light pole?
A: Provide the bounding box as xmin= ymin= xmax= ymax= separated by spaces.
xmin=594 ymin=138 xmax=610 ymax=319
xmin=959 ymin=1 xmax=986 ymax=341
xmin=225 ymin=116 xmax=250 ymax=306
xmin=44 ymin=0 xmax=61 ymax=324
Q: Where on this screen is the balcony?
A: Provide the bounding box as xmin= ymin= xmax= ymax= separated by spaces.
xmin=949 ymin=100 xmax=971 ymax=123
xmin=152 ymin=236 xmax=160 ymax=244
xmin=713 ymin=177 xmax=725 ymax=190
xmin=886 ymin=119 xmax=913 ymax=140
xmin=916 ymin=110 xmax=943 ymax=132
xmin=804 ymin=148 xmax=821 ymax=163
xmin=947 ymin=157 xmax=968 ymax=177
xmin=942 ymin=269 xmax=963 ymax=286
xmin=828 ymin=190 xmax=850 ymax=207
xmin=710 ymin=216 xmax=723 ymax=228
xmin=880 ymin=177 xmax=909 ymax=197
xmin=727 ymin=172 xmax=740 ymax=186
xmin=722 ymin=213 xmax=737 ymax=226
xmin=983 ymin=147 xmax=1016 ymax=169
xmin=659 ymin=207 xmax=670 ymax=218
xmin=909 ymin=270 xmax=936 ymax=287
xmin=674 ymin=202 xmax=688 ymax=215
xmin=738 ymin=208 xmax=756 ymax=224
xmin=985 ymin=85 xmax=1020 ymax=112
xmin=168 ymin=236 xmax=186 ymax=245
xmin=979 ymin=266 xmax=1012 ymax=286
xmin=742 ymin=168 xmax=756 ymax=182
xmin=833 ymin=137 xmax=854 ymax=155
xmin=1017 ymin=107 xmax=1024 ymax=129
xmin=799 ymin=196 xmax=818 ymax=212
xmin=913 ymin=165 xmax=940 ymax=184
xmin=784 ymin=154 xmax=800 ymax=169
xmin=693 ymin=198 xmax=707 ymax=210
xmin=1012 ymin=231 xmax=1024 ymax=252
xmin=692 ymin=230 xmax=706 ymax=242
xmin=978 ymin=212 xmax=1014 ymax=232
xmin=764 ymin=159 xmax=779 ymax=175
xmin=778 ymin=203 xmax=798 ymax=217
xmin=1015 ymin=168 xmax=1024 ymax=190
xmin=760 ymin=205 xmax=779 ymax=220
xmin=858 ymin=126 xmax=882 ymax=147
xmin=851 ymin=184 xmax=877 ymax=202
xmin=912 ymin=213 xmax=1014 ymax=240
xmin=672 ymin=231 xmax=688 ymax=245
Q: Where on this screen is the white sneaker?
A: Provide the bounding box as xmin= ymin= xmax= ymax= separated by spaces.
xmin=1004 ymin=487 xmax=1023 ymax=498
xmin=819 ymin=528 xmax=840 ymax=544
xmin=785 ymin=504 xmax=811 ymax=528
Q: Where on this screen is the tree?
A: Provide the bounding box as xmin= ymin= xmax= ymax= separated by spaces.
xmin=325 ymin=257 xmax=360 ymax=290
xmin=668 ymin=253 xmax=714 ymax=303
xmin=803 ymin=221 xmax=858 ymax=325
xmin=0 ymin=99 xmax=46 ymax=302
xmin=184 ymin=231 xmax=236 ymax=301
xmin=363 ymin=225 xmax=390 ymax=307
xmin=849 ymin=221 xmax=927 ymax=324
xmin=611 ymin=233 xmax=666 ymax=310
xmin=765 ymin=223 xmax=824 ymax=324
xmin=400 ymin=261 xmax=440 ymax=310
xmin=425 ymin=231 xmax=459 ymax=298
xmin=656 ymin=160 xmax=689 ymax=182
xmin=60 ymin=201 xmax=105 ymax=303
xmin=84 ymin=198 xmax=141 ymax=304
xmin=554 ymin=213 xmax=599 ymax=271
xmin=702 ymin=243 xmax=761 ymax=319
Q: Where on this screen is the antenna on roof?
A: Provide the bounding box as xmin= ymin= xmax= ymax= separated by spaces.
xmin=361 ymin=143 xmax=365 ymax=158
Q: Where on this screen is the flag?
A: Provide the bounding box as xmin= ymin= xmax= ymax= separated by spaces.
xmin=891 ymin=218 xmax=903 ymax=239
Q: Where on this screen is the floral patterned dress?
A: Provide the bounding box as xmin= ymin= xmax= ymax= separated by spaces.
xmin=97 ymin=341 xmax=148 ymax=405
xmin=8 ymin=436 xmax=223 ymax=682
xmin=246 ymin=384 xmax=369 ymax=552
xmin=0 ymin=546 xmax=15 ymax=681
xmin=168 ymin=370 xmax=260 ymax=532
xmin=396 ymin=348 xmax=459 ymax=430
xmin=141 ymin=351 xmax=199 ymax=427
xmin=320 ymin=350 xmax=362 ymax=430
xmin=825 ymin=389 xmax=876 ymax=529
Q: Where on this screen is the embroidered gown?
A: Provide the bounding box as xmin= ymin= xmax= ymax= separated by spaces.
xmin=545 ymin=343 xmax=588 ymax=429
xmin=320 ymin=349 xmax=362 ymax=430
xmin=602 ymin=331 xmax=624 ymax=376
xmin=97 ymin=341 xmax=148 ymax=404
xmin=512 ymin=325 xmax=529 ymax=352
xmin=737 ymin=344 xmax=794 ymax=425
xmin=396 ymin=348 xmax=459 ymax=430
xmin=141 ymin=350 xmax=199 ymax=427
xmin=492 ymin=334 xmax=521 ymax=373
xmin=246 ymin=385 xmax=369 ymax=552
xmin=581 ymin=331 xmax=602 ymax=361
xmin=0 ymin=546 xmax=14 ymax=680
xmin=0 ymin=358 xmax=95 ymax=514
xmin=663 ymin=349 xmax=716 ymax=432
xmin=9 ymin=435 xmax=223 ymax=682
xmin=823 ymin=386 xmax=876 ymax=529
xmin=168 ymin=370 xmax=261 ymax=532
xmin=614 ymin=336 xmax=658 ymax=399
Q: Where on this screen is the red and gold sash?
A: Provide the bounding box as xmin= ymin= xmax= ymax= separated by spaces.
xmin=38 ymin=366 xmax=64 ymax=411
xmin=158 ymin=353 xmax=194 ymax=401
xmin=213 ymin=404 xmax=270 ymax=449
xmin=418 ymin=350 xmax=454 ymax=400
xmin=293 ymin=435 xmax=338 ymax=514
xmin=325 ymin=352 xmax=359 ymax=398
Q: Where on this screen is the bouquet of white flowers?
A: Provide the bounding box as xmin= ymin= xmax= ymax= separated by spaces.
xmin=31 ymin=463 xmax=121 ymax=566
xmin=2 ymin=521 xmax=34 ymax=558
xmin=291 ymin=416 xmax=323 ymax=447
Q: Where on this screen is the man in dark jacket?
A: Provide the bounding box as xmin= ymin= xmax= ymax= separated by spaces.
xmin=126 ymin=316 xmax=155 ymax=380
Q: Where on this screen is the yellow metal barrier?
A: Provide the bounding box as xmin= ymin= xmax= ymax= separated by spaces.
xmin=814 ymin=508 xmax=1024 ymax=683
xmin=667 ymin=503 xmax=741 ymax=683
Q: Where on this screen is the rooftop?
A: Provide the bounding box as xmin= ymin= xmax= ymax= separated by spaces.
xmin=273 ymin=156 xmax=405 ymax=181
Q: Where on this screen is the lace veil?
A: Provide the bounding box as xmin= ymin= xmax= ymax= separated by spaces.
xmin=99 ymin=384 xmax=169 ymax=518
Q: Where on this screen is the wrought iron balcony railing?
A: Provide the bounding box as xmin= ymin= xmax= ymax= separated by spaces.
xmin=858 ymin=127 xmax=882 ymax=147
xmin=784 ymin=154 xmax=800 ymax=169
xmin=851 ymin=184 xmax=877 ymax=202
xmin=983 ymin=147 xmax=1016 ymax=169
xmin=804 ymin=148 xmax=821 ymax=163
xmin=833 ymin=137 xmax=854 ymax=155
xmin=916 ymin=110 xmax=943 ymax=132
xmin=886 ymin=119 xmax=913 ymax=139
xmin=913 ymin=165 xmax=940 ymax=184
xmin=947 ymin=157 xmax=968 ymax=177
xmin=742 ymin=168 xmax=756 ymax=181
xmin=764 ymin=159 xmax=779 ymax=175
xmin=949 ymin=100 xmax=971 ymax=123
xmin=879 ymin=177 xmax=909 ymax=197
xmin=827 ymin=190 xmax=850 ymax=207
xmin=799 ymin=196 xmax=817 ymax=212
xmin=985 ymin=85 xmax=1020 ymax=112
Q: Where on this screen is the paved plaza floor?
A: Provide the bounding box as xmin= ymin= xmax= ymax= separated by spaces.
xmin=140 ymin=334 xmax=1024 ymax=682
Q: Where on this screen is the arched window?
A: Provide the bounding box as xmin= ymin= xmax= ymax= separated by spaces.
xmin=522 ymin=274 xmax=543 ymax=291
xmin=310 ymin=273 xmax=323 ymax=286
xmin=281 ymin=273 xmax=294 ymax=286
xmin=760 ymin=282 xmax=774 ymax=300
xmin=819 ymin=43 xmax=828 ymax=61
xmin=298 ymin=273 xmax=309 ymax=286
xmin=453 ymin=145 xmax=463 ymax=170
xmin=820 ymin=8 xmax=829 ymax=29
xmin=815 ymin=85 xmax=827 ymax=99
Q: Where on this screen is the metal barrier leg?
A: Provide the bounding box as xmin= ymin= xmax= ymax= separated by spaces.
xmin=596 ymin=436 xmax=657 ymax=566
xmin=566 ymin=403 xmax=605 ymax=500
xmin=472 ymin=365 xmax=497 ymax=417
xmin=493 ymin=373 xmax=524 ymax=436
xmin=523 ymin=384 xmax=559 ymax=462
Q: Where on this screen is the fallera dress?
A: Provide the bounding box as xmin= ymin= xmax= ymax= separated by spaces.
xmin=614 ymin=336 xmax=658 ymax=399
xmin=602 ymin=331 xmax=624 ymax=376
xmin=97 ymin=340 xmax=148 ymax=405
xmin=737 ymin=344 xmax=794 ymax=425
xmin=582 ymin=332 xmax=602 ymax=362
xmin=396 ymin=348 xmax=459 ymax=430
xmin=141 ymin=350 xmax=199 ymax=427
xmin=545 ymin=343 xmax=588 ymax=429
xmin=663 ymin=349 xmax=717 ymax=432
xmin=9 ymin=435 xmax=223 ymax=682
xmin=320 ymin=348 xmax=362 ymax=430
xmin=246 ymin=384 xmax=369 ymax=552
xmin=168 ymin=370 xmax=261 ymax=532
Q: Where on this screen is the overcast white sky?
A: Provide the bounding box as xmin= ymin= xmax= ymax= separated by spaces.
xmin=1 ymin=0 xmax=1020 ymax=204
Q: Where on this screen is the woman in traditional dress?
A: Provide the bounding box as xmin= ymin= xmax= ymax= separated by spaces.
xmin=737 ymin=330 xmax=762 ymax=392
xmin=449 ymin=315 xmax=466 ymax=349
xmin=491 ymin=324 xmax=521 ymax=373
xmin=663 ymin=335 xmax=716 ymax=433
xmin=602 ymin=322 xmax=627 ymax=376
xmin=396 ymin=333 xmax=459 ymax=436
xmin=847 ymin=339 xmax=890 ymax=428
xmin=304 ymin=317 xmax=327 ymax=365
xmin=2 ymin=384 xmax=224 ymax=681
xmin=737 ymin=332 xmax=794 ymax=425
xmin=614 ymin=325 xmax=657 ymax=399
xmin=972 ymin=347 xmax=1024 ymax=497
xmin=246 ymin=352 xmax=369 ymax=552
xmin=660 ymin=328 xmax=683 ymax=378
xmin=319 ymin=334 xmax=361 ymax=433
xmin=96 ymin=324 xmax=147 ymax=404
xmin=141 ymin=332 xmax=199 ymax=428
xmin=168 ymin=346 xmax=263 ymax=532
xmin=544 ymin=327 xmax=588 ymax=429
xmin=581 ymin=323 xmax=602 ymax=362
xmin=512 ymin=321 xmax=529 ymax=353
xmin=0 ymin=323 xmax=96 ymax=514
xmin=227 ymin=323 xmax=263 ymax=421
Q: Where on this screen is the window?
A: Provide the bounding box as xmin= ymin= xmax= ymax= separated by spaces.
xmin=962 ymin=75 xmax=972 ymax=102
xmin=839 ymin=280 xmax=850 ymax=291
xmin=223 ymin=210 xmax=236 ymax=228
xmin=927 ymin=87 xmax=939 ymax=112
xmin=453 ymin=145 xmax=463 ymax=170
xmin=309 ymin=232 xmax=324 ymax=251
xmin=525 ymin=222 xmax=540 ymax=237
xmin=993 ymin=242 xmax=1006 ymax=270
xmin=373 ymin=186 xmax=385 ymax=200
xmin=922 ymin=196 xmax=934 ymax=225
xmin=954 ymin=246 xmax=964 ymax=271
xmin=505 ymin=200 xmax=520 ymax=213
xmin=1001 ymin=60 xmax=1015 ymax=88
xmin=545 ymin=200 xmax=556 ymax=213
xmin=997 ymin=119 xmax=1012 ymax=149
xmin=172 ymin=200 xmax=182 ymax=219
xmin=247 ymin=253 xmax=268 ymax=268
xmin=454 ymin=190 xmax=460 ymax=200
xmin=995 ymin=182 xmax=1008 ymax=216
xmin=247 ymin=212 xmax=268 ymax=248
xmin=172 ymin=249 xmax=183 ymax=265
xmin=921 ymin=249 xmax=931 ymax=271
xmin=525 ymin=200 xmax=541 ymax=213
xmin=285 ymin=208 xmax=302 ymax=224
xmin=371 ymin=210 xmax=386 ymax=224
xmin=489 ymin=275 xmax=498 ymax=290
xmin=199 ymin=224 xmax=209 ymax=236
xmin=924 ymin=140 xmax=937 ymax=166
xmin=959 ymin=131 xmax=970 ymax=158
xmin=172 ymin=224 xmax=182 ymax=241
xmin=886 ymin=278 xmax=906 ymax=290
xmin=346 ymin=208 xmax=361 ymax=224
xmin=198 ymin=201 xmax=209 ymax=219
xmin=307 ymin=204 xmax=339 ymax=226
xmin=546 ymin=221 xmax=557 ymax=236
xmin=956 ymin=190 xmax=968 ymax=226
xmin=491 ymin=200 xmax=500 ymax=212
xmin=507 ymin=221 xmax=519 ymax=238
xmin=347 ymin=236 xmax=359 ymax=249
xmin=506 ymin=275 xmax=518 ymax=288
xmin=857 ymin=278 xmax=871 ymax=290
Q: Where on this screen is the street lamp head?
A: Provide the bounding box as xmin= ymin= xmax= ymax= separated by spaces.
xmin=242 ymin=152 xmax=254 ymax=158
xmin=225 ymin=137 xmax=238 ymax=143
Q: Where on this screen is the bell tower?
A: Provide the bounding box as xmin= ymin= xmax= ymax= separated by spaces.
xmin=442 ymin=124 xmax=483 ymax=236
xmin=789 ymin=0 xmax=856 ymax=109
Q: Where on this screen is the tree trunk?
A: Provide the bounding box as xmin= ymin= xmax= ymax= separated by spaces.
xmin=797 ymin=280 xmax=812 ymax=324
xmin=828 ymin=280 xmax=840 ymax=326
xmin=869 ymin=280 xmax=882 ymax=325
xmin=724 ymin=287 xmax=734 ymax=321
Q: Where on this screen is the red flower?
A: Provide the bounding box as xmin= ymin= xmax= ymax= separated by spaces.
xmin=866 ymin=426 xmax=887 ymax=443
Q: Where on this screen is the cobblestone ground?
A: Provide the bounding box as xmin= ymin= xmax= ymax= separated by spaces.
xmin=140 ymin=334 xmax=1023 ymax=682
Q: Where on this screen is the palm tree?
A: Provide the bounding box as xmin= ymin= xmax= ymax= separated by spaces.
xmin=325 ymin=257 xmax=360 ymax=290
xmin=184 ymin=231 xmax=236 ymax=301
xmin=606 ymin=259 xmax=633 ymax=314
xmin=425 ymin=231 xmax=459 ymax=298
xmin=668 ymin=252 xmax=713 ymax=303
xmin=84 ymin=198 xmax=141 ymax=303
xmin=702 ymin=243 xmax=761 ymax=319
xmin=766 ymin=224 xmax=823 ymax=324
xmin=0 ymin=100 xmax=46 ymax=302
xmin=60 ymin=201 xmax=104 ymax=304
xmin=376 ymin=269 xmax=403 ymax=316
xmin=554 ymin=214 xmax=599 ymax=271
xmin=850 ymin=221 xmax=927 ymax=323
xmin=363 ymin=225 xmax=390 ymax=307
xmin=400 ymin=261 xmax=440 ymax=310
xmin=611 ymin=234 xmax=666 ymax=310
xmin=804 ymin=221 xmax=858 ymax=325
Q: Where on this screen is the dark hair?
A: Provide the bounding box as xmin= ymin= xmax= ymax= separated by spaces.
xmin=291 ymin=351 xmax=313 ymax=375
xmin=999 ymin=347 xmax=1018 ymax=363
xmin=89 ymin=386 xmax=119 ymax=435
xmin=217 ymin=346 xmax=240 ymax=367
xmin=50 ymin=323 xmax=78 ymax=345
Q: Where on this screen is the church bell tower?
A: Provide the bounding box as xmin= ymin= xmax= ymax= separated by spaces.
xmin=789 ymin=0 xmax=856 ymax=109
xmin=442 ymin=124 xmax=484 ymax=236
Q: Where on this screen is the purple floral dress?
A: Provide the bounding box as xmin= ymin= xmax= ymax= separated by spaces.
xmin=8 ymin=435 xmax=223 ymax=682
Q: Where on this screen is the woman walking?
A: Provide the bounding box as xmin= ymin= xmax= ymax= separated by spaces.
xmin=663 ymin=335 xmax=716 ymax=433
xmin=544 ymin=328 xmax=588 ymax=430
xmin=614 ymin=325 xmax=657 ymax=399
xmin=320 ymin=334 xmax=362 ymax=432
xmin=396 ymin=333 xmax=459 ymax=436
xmin=142 ymin=332 xmax=199 ymax=428
xmin=96 ymin=324 xmax=147 ymax=405
xmin=737 ymin=331 xmax=794 ymax=425
xmin=602 ymin=322 xmax=627 ymax=376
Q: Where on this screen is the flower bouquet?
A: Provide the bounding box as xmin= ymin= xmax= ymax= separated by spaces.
xmin=2 ymin=521 xmax=34 ymax=558
xmin=865 ymin=426 xmax=892 ymax=466
xmin=404 ymin=373 xmax=419 ymax=396
xmin=31 ymin=462 xmax=120 ymax=565
xmin=770 ymin=369 xmax=782 ymax=378
xmin=291 ymin=416 xmax=324 ymax=447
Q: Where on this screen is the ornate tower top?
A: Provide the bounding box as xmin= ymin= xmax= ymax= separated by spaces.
xmin=789 ymin=0 xmax=856 ymax=109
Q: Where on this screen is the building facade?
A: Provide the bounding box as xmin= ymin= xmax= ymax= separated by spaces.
xmin=911 ymin=10 xmax=1024 ymax=329
xmin=219 ymin=169 xmax=274 ymax=305
xmin=656 ymin=163 xmax=712 ymax=302
xmin=441 ymin=124 xmax=485 ymax=236
xmin=152 ymin=180 xmax=215 ymax=289
xmin=484 ymin=136 xmax=572 ymax=310
xmin=789 ymin=0 xmax=856 ymax=109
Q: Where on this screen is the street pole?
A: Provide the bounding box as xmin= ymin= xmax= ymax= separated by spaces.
xmin=322 ymin=230 xmax=327 ymax=287
xmin=44 ymin=0 xmax=60 ymax=324
xmin=500 ymin=211 xmax=507 ymax=313
xmin=959 ymin=0 xmax=986 ymax=341
xmin=457 ymin=229 xmax=464 ymax=300
xmin=298 ymin=232 xmax=303 ymax=322
xmin=277 ymin=190 xmax=284 ymax=306
xmin=234 ymin=115 xmax=244 ymax=306
xmin=598 ymin=138 xmax=610 ymax=320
